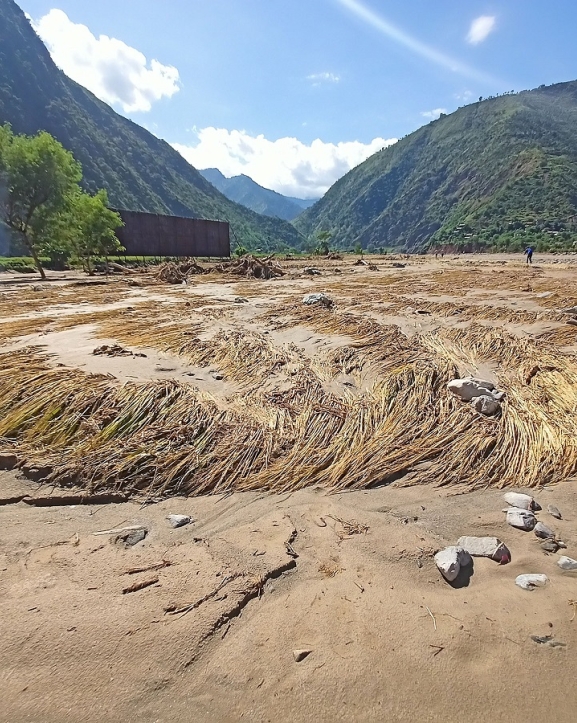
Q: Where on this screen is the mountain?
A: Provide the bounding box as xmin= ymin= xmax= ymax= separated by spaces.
xmin=200 ymin=168 xmax=317 ymax=221
xmin=0 ymin=0 xmax=303 ymax=252
xmin=295 ymin=82 xmax=577 ymax=251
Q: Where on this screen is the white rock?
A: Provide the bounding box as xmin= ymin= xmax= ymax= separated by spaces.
xmin=434 ymin=546 xmax=472 ymax=582
xmin=456 ymin=536 xmax=510 ymax=562
xmin=167 ymin=514 xmax=192 ymax=529
xmin=447 ymin=378 xmax=490 ymax=402
xmin=471 ymin=395 xmax=501 ymax=416
xmin=515 ymin=574 xmax=549 ymax=591
xmin=506 ymin=507 xmax=536 ymax=531
xmin=534 ymin=522 xmax=555 ymax=540
xmin=503 ymin=492 xmax=536 ymax=511
xmin=302 ymin=293 xmax=333 ymax=307
xmin=557 ymin=556 xmax=577 ymax=571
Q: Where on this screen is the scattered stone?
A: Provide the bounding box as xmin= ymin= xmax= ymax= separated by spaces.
xmin=293 ymin=649 xmax=312 ymax=662
xmin=167 ymin=514 xmax=192 ymax=529
xmin=212 ymin=373 xmax=224 ymax=381
xmin=547 ymin=504 xmax=562 ymax=520
xmin=557 ymin=556 xmax=577 ymax=571
xmin=471 ymin=395 xmax=501 ymax=416
xmin=233 ymin=297 xmax=249 ymax=304
xmin=531 ymin=635 xmax=566 ymax=648
xmin=114 ymin=528 xmax=148 ymax=548
xmin=0 ymin=454 xmax=18 ymax=470
xmin=506 ymin=507 xmax=537 ymax=531
xmin=503 ymin=492 xmax=539 ymax=511
xmin=456 ymin=536 xmax=510 ymax=563
xmin=434 ymin=546 xmax=472 ymax=582
xmin=391 ymin=262 xmax=405 ymax=268
xmin=303 ymin=293 xmax=333 ymax=307
xmin=541 ymin=540 xmax=560 ymax=553
xmin=515 ymin=574 xmax=549 ymax=591
xmin=303 ymin=268 xmax=322 ymax=276
xmin=534 ymin=522 xmax=556 ymax=540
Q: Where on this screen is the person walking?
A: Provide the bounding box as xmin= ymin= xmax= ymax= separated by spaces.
xmin=524 ymin=246 xmax=533 ymax=264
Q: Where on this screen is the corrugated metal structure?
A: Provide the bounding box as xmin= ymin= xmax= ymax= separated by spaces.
xmin=114 ymin=210 xmax=230 ymax=258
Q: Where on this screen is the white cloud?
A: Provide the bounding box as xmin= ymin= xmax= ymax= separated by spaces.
xmin=31 ymin=9 xmax=180 ymax=112
xmin=307 ymin=72 xmax=341 ymax=86
xmin=172 ymin=128 xmax=397 ymax=198
xmin=421 ymin=108 xmax=447 ymax=120
xmin=467 ymin=16 xmax=496 ymax=45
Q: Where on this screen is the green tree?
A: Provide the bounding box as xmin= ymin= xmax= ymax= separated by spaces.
xmin=315 ymin=230 xmax=332 ymax=256
xmin=68 ymin=190 xmax=123 ymax=274
xmin=0 ymin=130 xmax=81 ymax=279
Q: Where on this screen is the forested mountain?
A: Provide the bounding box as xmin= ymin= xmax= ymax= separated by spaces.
xmin=295 ymin=82 xmax=577 ymax=252
xmin=200 ymin=168 xmax=317 ymax=221
xmin=0 ymin=0 xmax=303 ymax=251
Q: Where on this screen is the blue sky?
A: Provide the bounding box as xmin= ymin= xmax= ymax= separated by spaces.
xmin=20 ymin=0 xmax=577 ymax=198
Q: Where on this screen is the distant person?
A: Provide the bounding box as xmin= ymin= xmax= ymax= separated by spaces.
xmin=525 ymin=246 xmax=534 ymax=264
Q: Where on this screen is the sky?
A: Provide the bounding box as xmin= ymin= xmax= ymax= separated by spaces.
xmin=19 ymin=0 xmax=577 ymax=199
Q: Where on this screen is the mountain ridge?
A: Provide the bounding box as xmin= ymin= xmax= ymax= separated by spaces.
xmin=200 ymin=168 xmax=317 ymax=221
xmin=295 ymin=81 xmax=577 ymax=251
xmin=0 ymin=0 xmax=303 ymax=252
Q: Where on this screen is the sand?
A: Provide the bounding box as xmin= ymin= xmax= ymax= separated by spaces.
xmin=1 ymin=253 xmax=577 ymax=721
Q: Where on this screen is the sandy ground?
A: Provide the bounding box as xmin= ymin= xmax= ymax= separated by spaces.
xmin=1 ymin=471 xmax=576 ymax=722
xmin=1 ymin=253 xmax=577 ymax=721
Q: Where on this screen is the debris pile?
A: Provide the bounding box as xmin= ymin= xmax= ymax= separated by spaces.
xmin=154 ymin=259 xmax=206 ymax=284
xmin=447 ymin=376 xmax=504 ymax=416
xmin=214 ymin=254 xmax=285 ymax=279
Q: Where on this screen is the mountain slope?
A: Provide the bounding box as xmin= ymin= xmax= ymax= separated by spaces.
xmin=0 ymin=0 xmax=303 ymax=251
xmin=295 ymin=82 xmax=577 ymax=251
xmin=200 ymin=168 xmax=317 ymax=221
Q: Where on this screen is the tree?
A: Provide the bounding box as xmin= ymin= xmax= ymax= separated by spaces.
xmin=67 ymin=190 xmax=123 ymax=274
xmin=315 ymin=230 xmax=332 ymax=256
xmin=0 ymin=130 xmax=82 ymax=278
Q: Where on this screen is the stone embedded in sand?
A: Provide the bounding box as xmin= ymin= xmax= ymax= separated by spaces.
xmin=503 ymin=492 xmax=538 ymax=511
xmin=506 ymin=507 xmax=536 ymax=531
xmin=447 ymin=378 xmax=494 ymax=402
xmin=167 ymin=514 xmax=192 ymax=529
xmin=541 ymin=540 xmax=560 ymax=553
xmin=557 ymin=556 xmax=577 ymax=571
xmin=547 ymin=504 xmax=562 ymax=520
xmin=302 ymin=293 xmax=333 ymax=307
xmin=434 ymin=546 xmax=472 ymax=582
xmin=534 ymin=522 xmax=555 ymax=540
xmin=293 ymin=649 xmax=312 ymax=662
xmin=515 ymin=574 xmax=549 ymax=591
xmin=456 ymin=536 xmax=510 ymax=562
xmin=471 ymin=395 xmax=501 ymax=416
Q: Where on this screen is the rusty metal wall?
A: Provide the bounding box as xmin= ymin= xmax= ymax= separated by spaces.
xmin=114 ymin=210 xmax=230 ymax=257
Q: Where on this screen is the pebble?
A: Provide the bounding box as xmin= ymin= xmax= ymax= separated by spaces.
xmin=534 ymin=522 xmax=556 ymax=540
xmin=515 ymin=574 xmax=549 ymax=591
xmin=167 ymin=514 xmax=192 ymax=529
xmin=503 ymin=492 xmax=539 ymax=511
xmin=434 ymin=546 xmax=472 ymax=582
xmin=293 ymin=649 xmax=312 ymax=662
xmin=557 ymin=556 xmax=577 ymax=571
xmin=540 ymin=540 xmax=559 ymax=553
xmin=547 ymin=504 xmax=562 ymax=520
xmin=506 ymin=507 xmax=536 ymax=531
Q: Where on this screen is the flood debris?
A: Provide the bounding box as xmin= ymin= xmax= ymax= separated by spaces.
xmin=456 ymin=536 xmax=510 ymax=563
xmin=303 ymin=293 xmax=334 ymax=308
xmin=215 ymin=254 xmax=284 ymax=279
xmin=167 ymin=514 xmax=192 ymax=529
xmin=434 ymin=546 xmax=472 ymax=582
xmin=506 ymin=507 xmax=537 ymax=531
xmin=515 ymin=574 xmax=549 ymax=591
xmin=557 ymin=556 xmax=577 ymax=571
xmin=122 ymin=577 xmax=159 ymax=594
xmin=447 ymin=377 xmax=504 ymax=416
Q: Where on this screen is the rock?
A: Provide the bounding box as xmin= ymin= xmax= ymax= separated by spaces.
xmin=503 ymin=492 xmax=538 ymax=511
xmin=547 ymin=504 xmax=562 ymax=520
xmin=515 ymin=574 xmax=549 ymax=591
xmin=456 ymin=536 xmax=510 ymax=563
xmin=534 ymin=522 xmax=555 ymax=540
xmin=167 ymin=514 xmax=192 ymax=529
xmin=293 ymin=649 xmax=312 ymax=662
xmin=541 ymin=540 xmax=560 ymax=553
xmin=557 ymin=556 xmax=577 ymax=571
xmin=562 ymin=305 xmax=577 ymax=314
xmin=0 ymin=453 xmax=18 ymax=470
xmin=234 ymin=297 xmax=249 ymax=304
xmin=506 ymin=507 xmax=536 ymax=531
xmin=447 ymin=377 xmax=502 ymax=404
xmin=114 ymin=528 xmax=148 ymax=548
xmin=303 ymin=268 xmax=322 ymax=276
xmin=303 ymin=293 xmax=333 ymax=307
xmin=212 ymin=373 xmax=224 ymax=381
xmin=434 ymin=546 xmax=472 ymax=582
xmin=471 ymin=395 xmax=501 ymax=416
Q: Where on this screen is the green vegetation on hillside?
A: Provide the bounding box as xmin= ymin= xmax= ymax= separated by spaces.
xmin=0 ymin=0 xmax=302 ymax=253
xmin=295 ymin=81 xmax=577 ymax=252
